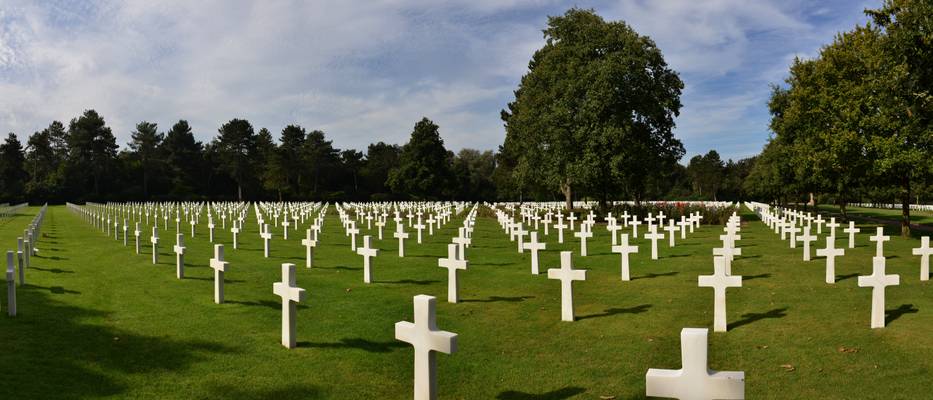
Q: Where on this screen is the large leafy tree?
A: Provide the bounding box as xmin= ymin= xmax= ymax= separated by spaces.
xmin=25 ymin=121 xmax=66 ymax=201
xmin=161 ymin=120 xmax=204 ymax=197
xmin=277 ymin=125 xmax=307 ymax=197
xmin=865 ymin=0 xmax=933 ymax=235
xmin=213 ymin=119 xmax=257 ymax=200
xmin=360 ymin=141 xmax=401 ymax=200
xmin=387 ymin=117 xmax=453 ymax=200
xmin=65 ymin=110 xmax=119 ymax=199
xmin=302 ymin=130 xmax=340 ymax=198
xmin=128 ymin=121 xmax=164 ymax=197
xmin=452 ymin=149 xmax=496 ymax=201
xmin=686 ymin=150 xmax=724 ymax=200
xmin=501 ymin=8 xmax=684 ymax=209
xmin=0 ymin=133 xmax=27 ymax=202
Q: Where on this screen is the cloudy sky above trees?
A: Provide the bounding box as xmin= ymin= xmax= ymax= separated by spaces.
xmin=0 ymin=0 xmax=874 ymax=160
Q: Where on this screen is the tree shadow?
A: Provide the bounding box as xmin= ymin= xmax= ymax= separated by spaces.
xmin=30 ymin=266 xmax=75 ymax=274
xmin=634 ymin=271 xmax=678 ymax=280
xmin=729 ymin=307 xmax=788 ymax=331
xmin=34 ymin=255 xmax=68 ymax=261
xmin=26 ymin=284 xmax=81 ymax=295
xmin=836 ymin=273 xmax=860 ymax=282
xmin=0 ymin=288 xmax=233 ymax=399
xmin=665 ymin=254 xmax=690 ymax=258
xmin=743 ymin=273 xmax=771 ymax=281
xmin=461 ymin=296 xmax=535 ymax=303
xmin=496 ymin=387 xmax=586 ymax=400
xmin=297 ymin=337 xmax=407 ymax=353
xmin=739 ymin=255 xmax=762 ymax=259
xmin=319 ymin=265 xmax=361 ymax=271
xmin=380 ymin=279 xmax=440 ymax=285
xmin=577 ymin=304 xmax=652 ymax=321
xmin=886 ymin=304 xmax=919 ymax=325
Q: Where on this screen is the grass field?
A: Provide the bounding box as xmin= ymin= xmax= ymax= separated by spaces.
xmin=816 ymin=204 xmax=933 ymax=228
xmin=0 ymin=204 xmax=931 ymax=399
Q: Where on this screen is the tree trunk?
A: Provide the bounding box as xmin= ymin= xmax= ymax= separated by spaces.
xmin=840 ymin=201 xmax=848 ymax=220
xmin=901 ymin=175 xmax=911 ymax=237
xmin=561 ymin=180 xmax=572 ymax=210
xmin=237 ymin=183 xmax=242 ymax=201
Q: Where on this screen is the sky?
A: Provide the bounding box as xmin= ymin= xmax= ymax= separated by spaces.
xmin=0 ymin=0 xmax=877 ymax=161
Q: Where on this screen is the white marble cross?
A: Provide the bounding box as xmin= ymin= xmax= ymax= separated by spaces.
xmin=210 ymin=244 xmax=229 ymax=303
xmin=678 ymin=216 xmax=690 ymax=239
xmin=698 ymin=256 xmax=742 ymax=332
xmin=913 ymin=236 xmax=932 ymax=281
xmin=611 ymin=233 xmax=638 ymax=281
xmin=173 ymin=233 xmax=186 ymax=279
xmin=452 ymin=228 xmax=470 ymax=260
xmin=150 ymin=227 xmax=159 ymax=264
xmin=122 ymin=219 xmax=128 ymax=246
xmin=858 ymin=256 xmax=899 ymax=329
xmin=630 ymin=217 xmax=642 ymax=238
xmin=826 ymin=217 xmax=839 ymax=239
xmin=664 ymin=220 xmax=679 ymax=247
xmin=843 ymin=221 xmax=860 ymax=248
xmin=413 ymin=220 xmax=425 ymax=244
xmin=554 ymin=218 xmax=567 ymax=244
xmin=282 ymin=218 xmax=291 ymax=240
xmin=134 ymin=222 xmax=141 ymax=254
xmin=574 ymin=225 xmax=593 ymax=257
xmin=522 ymin=231 xmax=546 ymax=275
xmin=514 ymin=223 xmax=527 ymax=253
xmin=394 ymin=223 xmax=409 ymax=257
xmin=261 ymin=223 xmax=272 ymax=258
xmin=607 ymin=221 xmax=621 ymax=246
xmin=646 ymin=328 xmax=744 ymax=400
xmin=547 ymin=251 xmax=587 ymax=322
xmin=302 ymin=229 xmax=317 ymax=268
xmin=375 ymin=219 xmax=386 ymax=240
xmin=797 ymin=226 xmax=816 ymax=261
xmin=869 ymin=227 xmax=889 ymax=257
xmin=6 ymin=251 xmax=16 ymax=316
xmin=16 ymin=238 xmax=24 ymax=285
xmin=712 ymin=244 xmax=741 ymax=276
xmin=208 ymin=219 xmax=215 ymax=243
xmin=347 ymin=223 xmax=360 ymax=251
xmin=816 ymin=236 xmax=844 ymax=284
xmin=787 ymin=225 xmax=800 ymax=248
xmin=357 ymin=235 xmax=379 ymax=283
xmin=273 ymin=263 xmax=307 ymax=348
xmin=231 ymin=222 xmax=241 ymax=249
xmin=438 ymin=244 xmax=468 ymax=303
xmin=644 ymin=226 xmax=665 ymax=260
xmin=395 ymin=295 xmax=457 ymax=400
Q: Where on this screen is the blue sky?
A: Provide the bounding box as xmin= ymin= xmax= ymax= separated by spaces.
xmin=0 ymin=0 xmax=876 ymax=161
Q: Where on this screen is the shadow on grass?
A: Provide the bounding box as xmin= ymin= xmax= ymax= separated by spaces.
xmin=380 ymin=279 xmax=440 ymax=285
xmin=744 ymin=273 xmax=771 ymax=281
xmin=730 ymin=307 xmax=788 ymax=330
xmin=319 ymin=265 xmax=361 ymax=271
xmin=183 ymin=276 xmax=246 ymax=284
xmin=298 ymin=337 xmax=406 ymax=353
xmin=496 ymin=387 xmax=586 ymax=400
xmin=30 ymin=266 xmax=74 ymax=274
xmin=577 ymin=304 xmax=652 ymax=321
xmin=26 ymin=284 xmax=81 ymax=295
xmin=472 ymin=261 xmax=515 ymax=266
xmin=634 ymin=271 xmax=678 ymax=280
xmin=886 ymin=304 xmax=919 ymax=325
xmin=836 ymin=273 xmax=860 ymax=282
xmin=208 ymin=383 xmax=322 ymax=400
xmin=0 ymin=287 xmax=232 ymax=399
xmin=226 ymin=299 xmax=309 ymax=310
xmin=461 ymin=296 xmax=535 ymax=303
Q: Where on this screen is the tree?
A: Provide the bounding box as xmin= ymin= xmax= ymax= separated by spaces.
xmin=686 ymin=150 xmax=724 ymax=200
xmin=360 ymin=141 xmax=401 ymax=200
xmin=213 ymin=119 xmax=257 ymax=200
xmin=0 ymin=133 xmax=27 ymax=202
xmin=64 ymin=110 xmax=118 ymax=199
xmin=387 ymin=117 xmax=453 ymax=200
xmin=255 ymin=128 xmax=278 ymax=199
xmin=501 ymin=8 xmax=684 ymax=209
xmin=340 ymin=149 xmax=364 ymax=199
xmin=452 ymin=149 xmax=496 ymax=201
xmin=25 ymin=121 xmax=66 ymax=201
xmin=161 ymin=120 xmax=204 ymax=197
xmin=128 ymin=121 xmax=164 ymax=197
xmin=277 ymin=125 xmax=307 ymax=197
xmin=865 ymin=1 xmax=933 ymax=236
xmin=302 ymin=130 xmax=340 ymax=198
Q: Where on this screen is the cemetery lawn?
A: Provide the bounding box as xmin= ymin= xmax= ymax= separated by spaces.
xmin=816 ymin=204 xmax=933 ymax=228
xmin=2 ymin=205 xmax=932 ymax=399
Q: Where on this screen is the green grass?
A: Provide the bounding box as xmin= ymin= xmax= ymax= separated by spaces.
xmin=816 ymin=204 xmax=933 ymax=227
xmin=0 ymin=205 xmax=931 ymax=399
